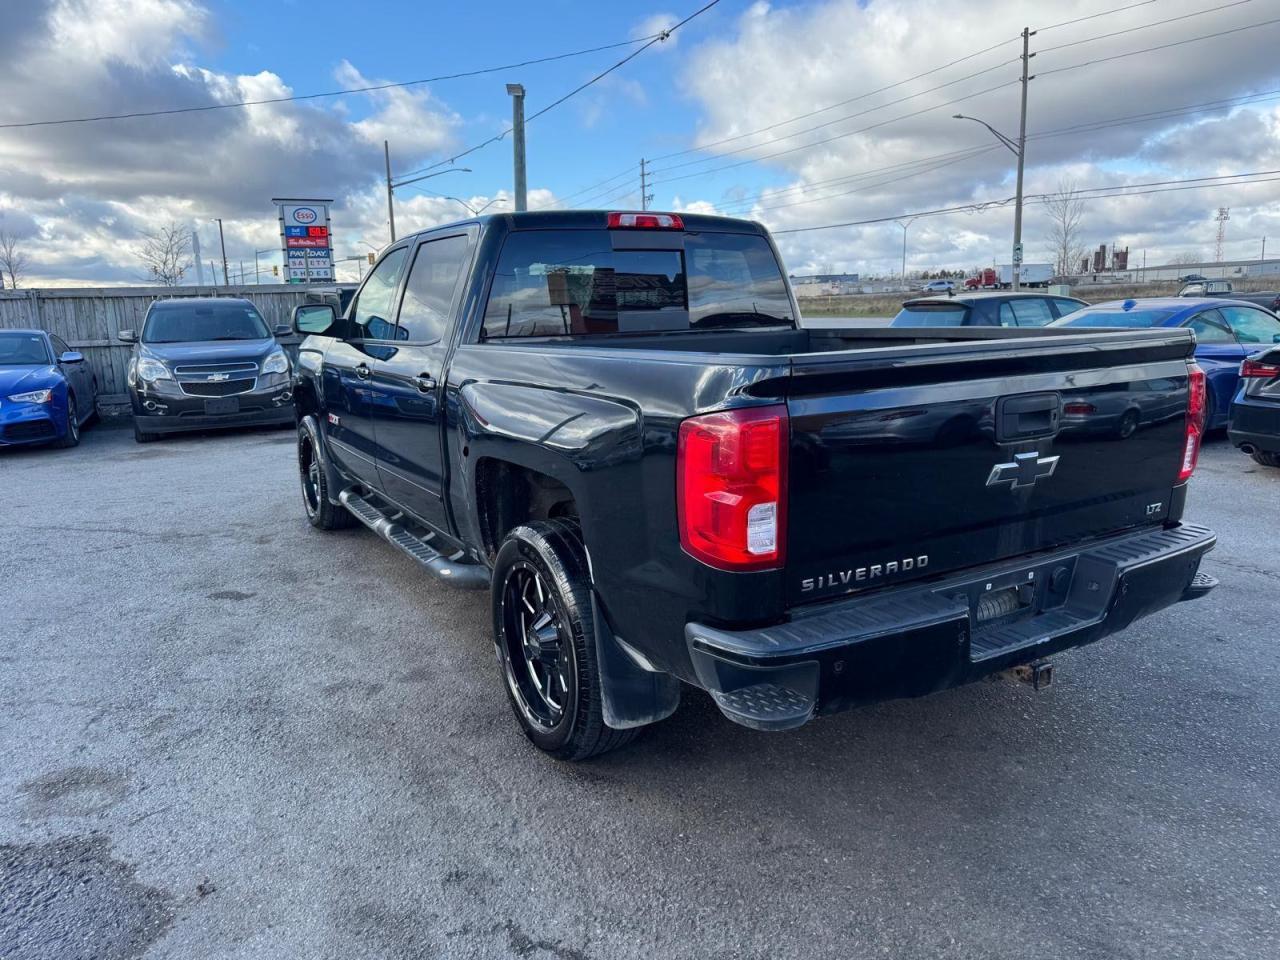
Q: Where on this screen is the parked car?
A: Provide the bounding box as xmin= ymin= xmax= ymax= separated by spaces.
xmin=1179 ymin=279 xmax=1233 ymax=297
xmin=0 ymin=328 xmax=97 ymax=449
xmin=1228 ymin=346 xmax=1280 ymax=467
xmin=1222 ymin=291 xmax=1280 ymax=313
xmin=1180 ymin=273 xmax=1207 ymax=283
xmin=118 ymin=297 xmax=294 ymax=443
xmin=1053 ymin=298 xmax=1280 ymax=430
xmin=919 ymin=279 xmax=955 ymax=293
xmin=289 ymin=209 xmax=1217 ymax=761
xmin=891 ymin=291 xmax=1087 ymax=327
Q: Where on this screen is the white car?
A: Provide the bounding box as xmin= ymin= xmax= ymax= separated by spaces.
xmin=919 ymin=280 xmax=956 ymax=292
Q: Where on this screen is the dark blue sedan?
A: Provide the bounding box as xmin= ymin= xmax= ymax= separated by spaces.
xmin=1054 ymin=297 xmax=1280 ymax=430
xmin=0 ymin=329 xmax=98 ymax=448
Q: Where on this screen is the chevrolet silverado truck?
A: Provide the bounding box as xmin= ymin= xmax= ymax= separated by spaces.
xmin=290 ymin=210 xmax=1217 ymax=760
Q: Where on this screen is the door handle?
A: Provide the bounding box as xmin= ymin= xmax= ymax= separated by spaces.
xmin=355 ymin=363 xmax=371 ymax=380
xmin=414 ymin=374 xmax=437 ymax=393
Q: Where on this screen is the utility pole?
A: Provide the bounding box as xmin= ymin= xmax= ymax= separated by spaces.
xmin=1012 ymin=26 xmax=1035 ymax=292
xmin=384 ymin=140 xmax=397 ymax=243
xmin=209 ymin=260 xmax=217 ymax=286
xmin=1261 ymin=236 xmax=1266 ymax=266
xmin=213 ymin=218 xmax=230 ymax=286
xmin=192 ymin=228 xmax=204 ymax=285
xmin=896 ymin=217 xmax=918 ymax=285
xmin=640 ymin=158 xmax=651 ymax=210
xmin=507 ymin=84 xmax=527 ymax=212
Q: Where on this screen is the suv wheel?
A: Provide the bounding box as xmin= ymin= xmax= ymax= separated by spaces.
xmin=298 ymin=416 xmax=354 ymax=530
xmin=492 ymin=520 xmax=639 ymax=761
xmin=1250 ymin=449 xmax=1280 ymax=468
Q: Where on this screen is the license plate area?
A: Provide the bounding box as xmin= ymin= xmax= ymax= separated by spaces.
xmin=204 ymin=397 xmax=240 ymax=415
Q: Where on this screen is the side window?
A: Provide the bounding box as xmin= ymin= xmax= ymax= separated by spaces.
xmin=1219 ymin=305 xmax=1280 ymax=345
xmin=1186 ymin=311 xmax=1233 ymax=343
xmin=396 ymin=235 xmax=470 ymax=343
xmin=352 ymin=247 xmax=409 ymax=340
xmin=50 ymin=335 xmax=70 ymax=356
xmin=1052 ymin=298 xmax=1084 ymax=319
xmin=999 ymin=298 xmax=1054 ymax=327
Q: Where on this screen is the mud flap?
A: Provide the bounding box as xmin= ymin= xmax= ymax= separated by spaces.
xmin=591 ymin=592 xmax=680 ymax=730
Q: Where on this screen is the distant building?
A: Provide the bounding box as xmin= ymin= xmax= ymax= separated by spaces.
xmin=790 ymin=272 xmax=860 ymax=295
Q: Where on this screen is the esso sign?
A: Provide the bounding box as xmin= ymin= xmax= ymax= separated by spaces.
xmin=292 ymin=207 xmax=318 ymax=225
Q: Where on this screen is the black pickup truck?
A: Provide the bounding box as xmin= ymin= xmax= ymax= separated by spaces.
xmin=290 ymin=210 xmax=1217 ymax=760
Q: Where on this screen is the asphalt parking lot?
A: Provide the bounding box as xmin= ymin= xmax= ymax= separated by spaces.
xmin=1 ymin=423 xmax=1277 ymax=960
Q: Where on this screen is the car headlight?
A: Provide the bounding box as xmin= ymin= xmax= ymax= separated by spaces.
xmin=9 ymin=389 xmax=53 ymax=404
xmin=261 ymin=349 xmax=290 ymax=375
xmin=136 ymin=357 xmax=172 ymax=382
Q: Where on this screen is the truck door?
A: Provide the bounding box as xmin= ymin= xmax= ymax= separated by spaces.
xmin=321 ymin=244 xmax=409 ymax=486
xmin=368 ymin=230 xmax=474 ymax=531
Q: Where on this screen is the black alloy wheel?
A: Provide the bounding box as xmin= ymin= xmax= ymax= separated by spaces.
xmin=500 ymin=560 xmax=573 ymax=729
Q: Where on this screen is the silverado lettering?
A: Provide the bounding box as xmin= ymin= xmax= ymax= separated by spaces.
xmin=801 ymin=555 xmax=930 ymax=593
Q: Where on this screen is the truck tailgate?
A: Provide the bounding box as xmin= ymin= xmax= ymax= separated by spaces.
xmin=783 ymin=329 xmax=1196 ymax=605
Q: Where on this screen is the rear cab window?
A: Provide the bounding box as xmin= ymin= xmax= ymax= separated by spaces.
xmin=480 ymin=229 xmax=794 ymax=339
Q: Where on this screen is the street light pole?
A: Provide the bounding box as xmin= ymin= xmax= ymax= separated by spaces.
xmin=506 ymin=83 xmax=527 ymax=212
xmin=952 ymin=26 xmax=1034 ymax=291
xmin=384 ymin=140 xmax=396 ymax=243
xmin=213 ymin=218 xmax=229 ymax=286
xmin=896 ymin=217 xmax=919 ymax=285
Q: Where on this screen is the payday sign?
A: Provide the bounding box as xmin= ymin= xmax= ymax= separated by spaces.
xmin=273 ymin=198 xmax=334 ymax=282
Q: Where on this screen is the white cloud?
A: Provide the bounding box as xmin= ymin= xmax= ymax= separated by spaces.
xmin=668 ymin=0 xmax=1280 ymax=276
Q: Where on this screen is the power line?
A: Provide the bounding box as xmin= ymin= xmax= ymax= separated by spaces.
xmin=556 ymin=164 xmax=642 ymax=205
xmin=648 ymin=79 xmax=1019 ymax=187
xmin=1038 ymin=0 xmax=1257 ymax=54
xmin=394 ymin=0 xmax=723 ymax=181
xmin=0 ymin=35 xmax=669 ymax=130
xmin=1038 ymin=0 xmax=1165 ymax=32
xmin=770 ymin=169 xmax=1280 ymax=235
xmin=646 ymin=34 xmax=1021 ymax=165
xmin=646 ymin=58 xmax=1019 ymax=178
xmin=1038 ymin=14 xmax=1280 ymax=78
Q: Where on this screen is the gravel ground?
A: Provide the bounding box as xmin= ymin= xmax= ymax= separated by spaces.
xmin=1 ymin=423 xmax=1277 ymax=960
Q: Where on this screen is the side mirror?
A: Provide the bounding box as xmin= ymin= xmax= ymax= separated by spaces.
xmin=292 ymin=303 xmax=338 ymax=336
xmin=273 ymin=323 xmax=292 ymax=337
xmin=59 ymin=351 xmax=85 ymax=364
xmin=117 ymin=329 xmax=137 ymax=343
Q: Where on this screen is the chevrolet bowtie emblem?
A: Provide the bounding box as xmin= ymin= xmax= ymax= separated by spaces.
xmin=986 ymin=452 xmax=1060 ymax=490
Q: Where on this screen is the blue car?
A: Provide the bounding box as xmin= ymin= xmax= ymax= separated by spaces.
xmin=0 ymin=328 xmax=98 ymax=448
xmin=1054 ymin=298 xmax=1280 ymax=430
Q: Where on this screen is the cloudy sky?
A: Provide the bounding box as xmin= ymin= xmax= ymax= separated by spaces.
xmin=2 ymin=0 xmax=1279 ymax=286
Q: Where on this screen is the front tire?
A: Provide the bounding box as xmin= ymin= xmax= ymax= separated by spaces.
xmin=298 ymin=416 xmax=354 ymax=530
xmin=54 ymin=394 xmax=81 ymax=448
xmin=1250 ymin=449 xmax=1280 ymax=468
xmin=133 ymin=419 xmax=158 ymax=444
xmin=491 ymin=520 xmax=639 ymax=761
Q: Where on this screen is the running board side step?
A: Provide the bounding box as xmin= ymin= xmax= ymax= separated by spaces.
xmin=339 ymin=489 xmax=490 ymax=590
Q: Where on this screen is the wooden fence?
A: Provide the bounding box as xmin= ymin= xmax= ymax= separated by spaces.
xmin=0 ymin=284 xmax=346 ymax=405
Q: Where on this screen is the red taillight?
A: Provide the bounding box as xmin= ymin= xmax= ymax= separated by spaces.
xmin=607 ymin=211 xmax=684 ymax=230
xmin=677 ymin=404 xmax=787 ymax=571
xmin=1063 ymin=401 xmax=1095 ymax=415
xmin=1240 ymin=357 xmax=1280 ymax=379
xmin=1178 ymin=363 xmax=1207 ymax=483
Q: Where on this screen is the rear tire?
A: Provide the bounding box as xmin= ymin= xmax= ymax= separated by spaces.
xmin=1250 ymin=449 xmax=1280 ymax=468
xmin=298 ymin=416 xmax=354 ymax=530
xmin=491 ymin=519 xmax=639 ymax=761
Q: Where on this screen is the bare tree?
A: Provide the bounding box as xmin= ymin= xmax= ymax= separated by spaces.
xmin=0 ymin=230 xmax=30 ymax=289
xmin=1043 ymin=178 xmax=1088 ymax=277
xmin=140 ymin=223 xmax=193 ymax=286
